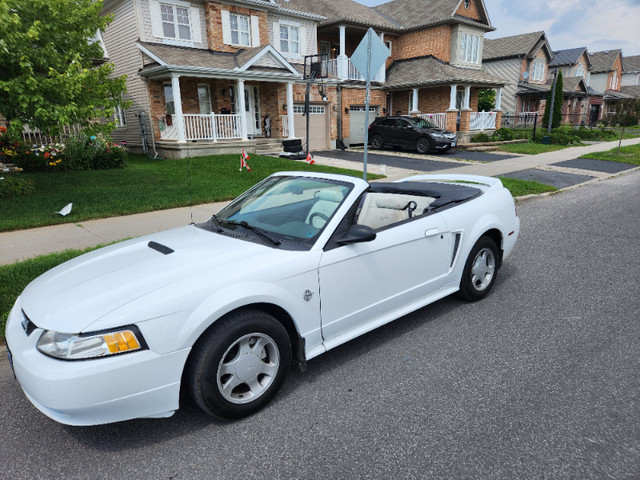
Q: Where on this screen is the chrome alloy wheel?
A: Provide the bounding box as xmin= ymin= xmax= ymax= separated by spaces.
xmin=470 ymin=247 xmax=496 ymax=292
xmin=216 ymin=333 xmax=280 ymax=404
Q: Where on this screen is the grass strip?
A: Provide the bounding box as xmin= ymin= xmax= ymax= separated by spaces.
xmin=580 ymin=143 xmax=640 ymax=165
xmin=496 ymin=143 xmax=571 ymax=155
xmin=0 ymin=154 xmax=381 ymax=232
xmin=498 ymin=177 xmax=557 ymax=197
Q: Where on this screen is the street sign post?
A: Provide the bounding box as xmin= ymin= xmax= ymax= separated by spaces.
xmin=350 ymin=28 xmax=390 ymax=180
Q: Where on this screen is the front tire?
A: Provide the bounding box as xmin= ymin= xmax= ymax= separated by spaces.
xmin=416 ymin=137 xmax=432 ymax=154
xmin=459 ymin=236 xmax=499 ymax=301
xmin=187 ymin=309 xmax=291 ymax=419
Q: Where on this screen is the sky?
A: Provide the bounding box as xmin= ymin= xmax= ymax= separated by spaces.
xmin=354 ymin=0 xmax=640 ymax=56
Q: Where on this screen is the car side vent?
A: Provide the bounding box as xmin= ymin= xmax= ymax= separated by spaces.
xmin=451 ymin=233 xmax=461 ymax=267
xmin=21 ymin=310 xmax=38 ymax=336
xmin=148 ymin=241 xmax=174 ymax=255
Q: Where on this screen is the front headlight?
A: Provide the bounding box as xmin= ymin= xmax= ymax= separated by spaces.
xmin=37 ymin=326 xmax=146 ymax=360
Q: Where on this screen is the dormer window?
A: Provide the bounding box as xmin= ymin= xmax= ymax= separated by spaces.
xmin=464 ymin=0 xmax=470 ymax=7
xmin=160 ymin=3 xmax=191 ymax=40
xmin=575 ymin=62 xmax=585 ymax=78
xmin=460 ymin=33 xmax=480 ymax=64
xmin=531 ymin=59 xmax=545 ymax=81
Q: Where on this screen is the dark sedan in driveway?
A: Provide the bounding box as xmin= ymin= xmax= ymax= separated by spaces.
xmin=368 ymin=116 xmax=457 ymax=154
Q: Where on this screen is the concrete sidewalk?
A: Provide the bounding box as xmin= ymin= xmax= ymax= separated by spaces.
xmin=1 ymin=137 xmax=638 ymax=266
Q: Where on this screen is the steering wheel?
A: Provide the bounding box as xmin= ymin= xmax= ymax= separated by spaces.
xmin=308 ymin=212 xmax=329 ymax=228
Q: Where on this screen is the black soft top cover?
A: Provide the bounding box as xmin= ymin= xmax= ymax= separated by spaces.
xmin=369 ymin=181 xmax=482 ymax=209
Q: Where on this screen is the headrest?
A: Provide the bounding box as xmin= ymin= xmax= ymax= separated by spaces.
xmin=375 ymin=195 xmax=408 ymax=210
xmin=317 ymin=190 xmax=343 ymax=202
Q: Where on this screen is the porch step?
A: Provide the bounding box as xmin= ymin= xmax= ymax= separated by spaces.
xmin=255 ymin=139 xmax=284 ymax=155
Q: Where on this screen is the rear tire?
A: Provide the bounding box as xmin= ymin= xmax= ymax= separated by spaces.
xmin=459 ymin=236 xmax=499 ymax=301
xmin=371 ymin=135 xmax=384 ymax=149
xmin=187 ymin=309 xmax=291 ymax=419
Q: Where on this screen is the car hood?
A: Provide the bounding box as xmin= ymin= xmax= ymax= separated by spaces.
xmin=20 ymin=226 xmax=275 ymax=333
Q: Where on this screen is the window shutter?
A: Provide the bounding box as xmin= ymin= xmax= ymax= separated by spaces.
xmin=190 ymin=7 xmax=202 ymax=44
xmin=273 ymin=21 xmax=280 ymax=51
xmin=221 ymin=10 xmax=231 ymax=45
xmin=251 ymin=15 xmax=260 ymax=47
xmin=299 ymin=26 xmax=306 ymax=56
xmin=150 ymin=0 xmax=163 ymax=38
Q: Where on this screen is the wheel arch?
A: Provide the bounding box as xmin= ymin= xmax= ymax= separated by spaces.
xmin=481 ymin=228 xmax=504 ymax=268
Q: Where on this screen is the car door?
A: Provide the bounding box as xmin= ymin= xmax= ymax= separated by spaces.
xmin=318 ymin=212 xmax=452 ymax=346
xmin=394 ymin=118 xmax=416 ymax=147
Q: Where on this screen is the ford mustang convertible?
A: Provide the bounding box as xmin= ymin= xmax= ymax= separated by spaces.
xmin=6 ymin=172 xmax=519 ymax=425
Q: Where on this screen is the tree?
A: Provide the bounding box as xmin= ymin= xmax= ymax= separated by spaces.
xmin=604 ymin=97 xmax=640 ymax=152
xmin=0 ymin=0 xmax=128 ymax=138
xmin=542 ymin=70 xmax=563 ymax=129
xmin=478 ymin=89 xmax=496 ymax=112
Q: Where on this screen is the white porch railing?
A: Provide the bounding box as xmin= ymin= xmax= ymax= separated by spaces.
xmin=469 ymin=112 xmax=497 ymax=130
xmin=417 ymin=113 xmax=447 ymax=130
xmin=160 ymin=114 xmax=243 ymax=141
xmin=327 ymin=57 xmax=383 ymax=82
xmin=281 ymin=115 xmax=289 ymax=138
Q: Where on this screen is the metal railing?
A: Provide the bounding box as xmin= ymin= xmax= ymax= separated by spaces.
xmin=327 ymin=57 xmax=382 ymax=82
xmin=417 ymin=113 xmax=447 ymax=130
xmin=159 ymin=114 xmax=243 ymax=141
xmin=469 ymin=112 xmax=497 ymax=130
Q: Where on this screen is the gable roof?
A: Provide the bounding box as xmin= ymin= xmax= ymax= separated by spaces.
xmin=549 ymin=47 xmax=590 ymax=68
xmin=385 ymin=55 xmax=506 ymax=89
xmin=272 ymin=0 xmax=397 ymax=30
xmin=374 ymin=0 xmax=493 ymax=32
xmin=136 ymin=42 xmax=303 ymax=79
xmin=623 ymin=55 xmax=640 ymax=73
xmin=483 ymin=31 xmax=552 ymax=62
xmin=589 ymin=49 xmax=622 ymax=73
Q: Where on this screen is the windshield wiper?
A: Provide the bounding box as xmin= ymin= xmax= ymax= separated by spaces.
xmin=221 ymin=220 xmax=281 ymax=247
xmin=208 ymin=214 xmax=224 ymax=232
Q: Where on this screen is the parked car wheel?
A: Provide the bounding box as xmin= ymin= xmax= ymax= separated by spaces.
xmin=187 ymin=309 xmax=291 ymax=419
xmin=416 ymin=137 xmax=432 ymax=154
xmin=459 ymin=236 xmax=498 ymax=301
xmin=371 ymin=135 xmax=384 ymax=149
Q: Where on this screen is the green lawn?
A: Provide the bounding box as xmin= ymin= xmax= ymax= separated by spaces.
xmin=0 ymin=154 xmax=380 ymax=232
xmin=498 ymin=177 xmax=557 ymax=196
xmin=496 ymin=143 xmax=571 ymax=155
xmin=580 ymin=143 xmax=640 ymax=165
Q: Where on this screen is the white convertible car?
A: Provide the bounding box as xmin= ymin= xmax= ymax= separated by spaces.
xmin=6 ymin=172 xmax=519 ymax=425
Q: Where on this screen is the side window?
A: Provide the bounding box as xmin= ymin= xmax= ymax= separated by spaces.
xmin=230 ymin=13 xmax=250 ymax=46
xmin=160 ymin=3 xmax=191 ymax=40
xmin=279 ymin=24 xmax=300 ymax=54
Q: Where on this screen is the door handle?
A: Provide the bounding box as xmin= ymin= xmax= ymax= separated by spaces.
xmin=425 ymin=228 xmax=439 ymax=237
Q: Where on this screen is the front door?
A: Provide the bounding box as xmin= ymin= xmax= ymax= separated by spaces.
xmin=241 ymin=86 xmax=261 ymax=137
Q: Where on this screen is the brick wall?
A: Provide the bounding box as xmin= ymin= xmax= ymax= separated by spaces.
xmin=393 ymin=25 xmax=452 ymax=62
xmin=205 ymin=2 xmax=269 ymax=52
xmin=455 ymin=0 xmax=483 ymax=21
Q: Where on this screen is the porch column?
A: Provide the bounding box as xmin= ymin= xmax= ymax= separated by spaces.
xmin=171 ymin=74 xmax=186 ymax=143
xmin=410 ymin=88 xmax=420 ymax=114
xmin=237 ymin=79 xmax=248 ymax=140
xmin=494 ymin=87 xmax=502 ymax=111
xmin=286 ymin=81 xmax=295 ymax=139
xmin=463 ymin=85 xmax=471 ymax=110
xmin=377 ymin=32 xmax=386 ymax=82
xmin=446 ymin=84 xmax=458 ymax=132
xmin=337 ymin=25 xmax=348 ymax=80
xmin=448 ymin=84 xmax=458 ymax=111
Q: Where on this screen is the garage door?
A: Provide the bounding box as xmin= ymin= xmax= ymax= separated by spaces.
xmin=349 ymin=106 xmax=379 ymax=146
xmin=293 ymin=104 xmax=329 ymax=151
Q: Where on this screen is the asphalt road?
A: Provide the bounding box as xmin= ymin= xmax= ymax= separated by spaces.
xmin=2 ymin=170 xmax=639 ymax=479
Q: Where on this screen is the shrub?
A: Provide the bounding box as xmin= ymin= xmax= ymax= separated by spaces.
xmin=544 ymin=131 xmax=580 ymax=145
xmin=492 ymin=128 xmax=515 ymax=141
xmin=470 ymin=133 xmax=490 ymax=143
xmin=0 ymin=175 xmax=35 ymax=198
xmin=64 ymin=132 xmax=126 ymax=170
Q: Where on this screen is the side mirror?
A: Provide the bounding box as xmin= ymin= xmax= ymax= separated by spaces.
xmin=337 ymin=225 xmax=376 ymax=245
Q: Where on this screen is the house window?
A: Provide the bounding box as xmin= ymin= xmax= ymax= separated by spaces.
xmin=280 ymin=24 xmax=300 ymax=54
xmin=160 ymin=3 xmax=191 ymax=40
xmin=114 ymin=105 xmax=127 ymax=128
xmin=575 ymin=63 xmax=585 ymax=78
xmin=230 ymin=13 xmax=250 ymax=46
xmin=164 ymin=85 xmax=175 ymax=115
xmin=385 ymin=40 xmax=392 ymax=55
xmin=610 ymin=71 xmax=618 ymax=90
xmin=460 ymin=33 xmax=480 ymax=64
xmin=198 ymin=85 xmax=211 ymax=114
xmin=464 ymin=0 xmax=470 ymax=7
xmin=531 ymin=60 xmax=545 ymax=81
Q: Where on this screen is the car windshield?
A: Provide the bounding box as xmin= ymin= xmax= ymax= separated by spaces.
xmin=412 ymin=118 xmax=437 ymax=129
xmin=209 ymin=176 xmax=353 ymax=247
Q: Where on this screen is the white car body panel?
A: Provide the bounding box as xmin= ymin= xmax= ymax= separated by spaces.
xmin=6 ymin=172 xmax=519 ymax=425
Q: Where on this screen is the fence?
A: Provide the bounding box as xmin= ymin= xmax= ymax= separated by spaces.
xmin=159 ymin=114 xmax=243 ymax=141
xmin=417 ymin=113 xmax=447 ymax=130
xmin=470 ymin=112 xmax=496 ymax=130
xmin=21 ymin=125 xmax=81 ymax=145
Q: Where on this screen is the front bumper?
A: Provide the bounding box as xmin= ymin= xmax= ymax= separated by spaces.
xmin=6 ymin=298 xmax=191 ymax=426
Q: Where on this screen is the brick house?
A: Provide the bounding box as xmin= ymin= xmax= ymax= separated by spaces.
xmin=620 ymin=55 xmax=640 ymax=102
xmin=588 ymin=49 xmax=635 ymax=118
xmin=101 ymin=0 xmax=507 ymax=157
